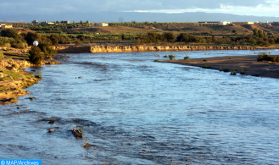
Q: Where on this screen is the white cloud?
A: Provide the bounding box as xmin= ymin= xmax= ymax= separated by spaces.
xmin=125 ymin=1 xmax=279 ymax=17
xmin=0 ymin=0 xmax=278 ymax=17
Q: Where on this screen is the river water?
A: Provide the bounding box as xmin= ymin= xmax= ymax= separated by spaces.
xmin=1 ymin=49 xmax=279 ymax=165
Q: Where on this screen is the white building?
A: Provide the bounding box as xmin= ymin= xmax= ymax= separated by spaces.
xmin=0 ymin=24 xmax=13 ymax=29
xmin=94 ymin=23 xmax=109 ymax=27
xmin=218 ymin=21 xmax=230 ymax=25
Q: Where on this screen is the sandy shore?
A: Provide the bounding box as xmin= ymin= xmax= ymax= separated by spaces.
xmin=160 ymin=55 xmax=279 ymax=79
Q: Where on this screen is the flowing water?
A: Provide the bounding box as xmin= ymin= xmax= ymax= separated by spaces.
xmin=1 ymin=50 xmax=279 ymax=165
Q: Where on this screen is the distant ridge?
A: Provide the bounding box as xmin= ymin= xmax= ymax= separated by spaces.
xmin=2 ymin=12 xmax=279 ymax=23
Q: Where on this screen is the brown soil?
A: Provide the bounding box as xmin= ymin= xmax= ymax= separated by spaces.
xmin=160 ymin=55 xmax=279 ymax=79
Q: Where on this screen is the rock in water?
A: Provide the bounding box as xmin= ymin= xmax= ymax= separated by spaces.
xmin=71 ymin=129 xmax=83 ymax=138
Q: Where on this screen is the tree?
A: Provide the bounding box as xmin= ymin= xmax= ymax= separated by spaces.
xmin=1 ymin=29 xmax=23 ymax=42
xmin=253 ymin=28 xmax=258 ymax=36
xmin=232 ymin=29 xmax=237 ymax=34
xmin=258 ymin=29 xmax=264 ymax=38
xmin=38 ymin=43 xmax=57 ymax=58
xmin=25 ymin=32 xmax=42 ymax=45
xmin=49 ymin=34 xmax=59 ymax=45
xmin=29 ymin=46 xmax=44 ymax=64
xmin=163 ymin=32 xmax=175 ymax=42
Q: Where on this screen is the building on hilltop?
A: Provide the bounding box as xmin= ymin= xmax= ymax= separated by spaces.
xmin=198 ymin=21 xmax=219 ymax=25
xmin=218 ymin=21 xmax=230 ymax=25
xmin=233 ymin=22 xmax=254 ymax=25
xmin=42 ymin=21 xmax=54 ymax=25
xmin=61 ymin=21 xmax=71 ymax=24
xmin=32 ymin=20 xmax=38 ymax=23
xmin=0 ymin=24 xmax=13 ymax=29
xmin=94 ymin=23 xmax=109 ymax=27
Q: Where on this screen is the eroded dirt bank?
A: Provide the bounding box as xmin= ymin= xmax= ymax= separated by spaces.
xmin=54 ymin=45 xmax=266 ymax=53
xmin=160 ymin=55 xmax=279 ymax=79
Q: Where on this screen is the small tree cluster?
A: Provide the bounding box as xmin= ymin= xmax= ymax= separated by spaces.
xmin=135 ymin=32 xmax=175 ymax=44
xmin=29 ymin=46 xmax=44 ymax=64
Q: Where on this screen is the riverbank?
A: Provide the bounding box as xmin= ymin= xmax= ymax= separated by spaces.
xmin=54 ymin=44 xmax=279 ymax=53
xmin=0 ymin=57 xmax=60 ymax=105
xmin=159 ymin=55 xmax=279 ymax=79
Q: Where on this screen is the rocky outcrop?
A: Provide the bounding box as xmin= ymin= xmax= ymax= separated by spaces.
xmin=55 ymin=45 xmax=260 ymax=54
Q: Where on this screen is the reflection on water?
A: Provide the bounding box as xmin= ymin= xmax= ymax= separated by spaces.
xmin=1 ymin=49 xmax=279 ymax=164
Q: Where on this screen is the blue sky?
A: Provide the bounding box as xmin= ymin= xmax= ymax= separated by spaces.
xmin=0 ymin=0 xmax=279 ymax=21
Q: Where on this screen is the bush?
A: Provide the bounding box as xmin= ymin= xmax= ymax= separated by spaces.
xmin=49 ymin=34 xmax=59 ymax=45
xmin=25 ymin=32 xmax=42 ymax=45
xmin=257 ymin=52 xmax=279 ymax=62
xmin=38 ymin=43 xmax=57 ymax=58
xmin=163 ymin=32 xmax=175 ymax=42
xmin=0 ymin=36 xmax=16 ymax=46
xmin=231 ymin=71 xmax=237 ymax=75
xmin=168 ymin=55 xmax=175 ymax=60
xmin=184 ymin=55 xmax=190 ymax=60
xmin=1 ymin=29 xmax=24 ymax=42
xmin=223 ymin=68 xmax=230 ymax=72
xmin=11 ymin=42 xmax=28 ymax=49
xmin=29 ymin=46 xmax=44 ymax=64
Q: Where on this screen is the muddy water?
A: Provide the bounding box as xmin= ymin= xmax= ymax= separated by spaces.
xmin=1 ymin=49 xmax=279 ymax=164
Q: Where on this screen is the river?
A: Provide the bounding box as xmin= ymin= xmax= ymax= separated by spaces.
xmin=0 ymin=49 xmax=279 ymax=164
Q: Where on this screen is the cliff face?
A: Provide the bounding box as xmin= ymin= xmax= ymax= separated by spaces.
xmin=55 ymin=45 xmax=257 ymax=54
xmin=90 ymin=45 xmax=257 ymax=53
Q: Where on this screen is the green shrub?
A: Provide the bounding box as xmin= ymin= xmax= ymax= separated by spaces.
xmin=168 ymin=55 xmax=175 ymax=60
xmin=29 ymin=46 xmax=44 ymax=64
xmin=38 ymin=43 xmax=57 ymax=58
xmin=0 ymin=36 xmax=16 ymax=46
xmin=203 ymin=59 xmax=207 ymax=62
xmin=240 ymin=70 xmax=245 ymax=74
xmin=163 ymin=32 xmax=175 ymax=42
xmin=11 ymin=42 xmax=28 ymax=49
xmin=1 ymin=29 xmax=24 ymax=42
xmin=184 ymin=55 xmax=190 ymax=60
xmin=163 ymin=55 xmax=168 ymax=58
xmin=202 ymin=65 xmax=211 ymax=68
xmin=231 ymin=71 xmax=237 ymax=75
xmin=223 ymin=68 xmax=230 ymax=72
xmin=25 ymin=32 xmax=42 ymax=45
xmin=257 ymin=52 xmax=279 ymax=62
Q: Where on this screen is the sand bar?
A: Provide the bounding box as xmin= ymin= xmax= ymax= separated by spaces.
xmin=160 ymin=55 xmax=279 ymax=79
